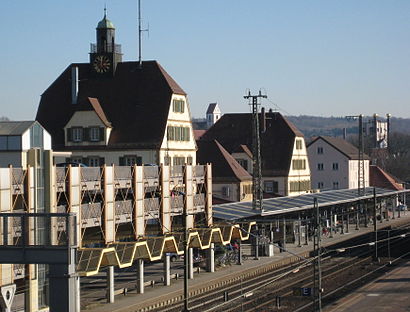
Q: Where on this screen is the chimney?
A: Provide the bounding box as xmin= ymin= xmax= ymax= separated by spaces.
xmin=343 ymin=128 xmax=347 ymax=140
xmin=71 ymin=66 xmax=79 ymax=104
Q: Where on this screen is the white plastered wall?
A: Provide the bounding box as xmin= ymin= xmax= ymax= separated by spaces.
xmin=64 ymin=111 xmax=110 ymax=146
xmin=288 ymin=137 xmax=312 ymax=196
xmin=160 ymin=94 xmax=197 ymax=164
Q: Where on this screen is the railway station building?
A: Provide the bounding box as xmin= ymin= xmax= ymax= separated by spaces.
xmin=36 ymin=13 xmax=197 ymax=167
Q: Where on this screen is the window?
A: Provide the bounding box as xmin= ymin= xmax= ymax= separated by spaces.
xmin=333 ymin=182 xmax=339 ymax=189
xmin=0 ymin=136 xmax=21 ymax=150
xmin=0 ymin=136 xmax=6 ymax=150
xmin=317 ymin=163 xmax=324 ymax=171
xmin=119 ymin=156 xmax=142 ymax=166
xmin=222 ymin=186 xmax=230 ymax=197
xmin=332 ymin=162 xmax=339 ymax=170
xmin=164 ymin=156 xmax=171 ymax=166
xmin=167 ymin=126 xmax=190 ymax=141
xmin=296 ymin=139 xmax=303 ymax=150
xmin=71 ymin=157 xmax=83 ymax=164
xmin=242 ymin=184 xmax=252 ymax=195
xmin=173 ymin=156 xmax=185 ymax=166
xmin=72 ymin=128 xmax=83 ymax=142
xmin=317 ymin=147 xmax=323 ymax=154
xmin=264 ymin=181 xmax=279 ymax=194
xmin=318 ymin=182 xmax=324 ymax=189
xmin=172 ymin=99 xmax=185 ymax=113
xmin=292 ymin=159 xmax=306 ymax=170
xmin=237 ymin=159 xmax=248 ymax=170
xmin=30 ymin=123 xmax=43 ymax=148
xmin=289 ymin=180 xmax=311 ymax=192
xmin=89 ymin=127 xmax=100 ymax=141
xmin=88 ymin=156 xmax=101 ymax=167
xmin=187 ymin=156 xmax=193 ymax=165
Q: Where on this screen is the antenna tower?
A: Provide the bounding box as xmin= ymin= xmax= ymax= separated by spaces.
xmin=244 ymin=90 xmax=267 ymax=210
xmin=138 ymin=0 xmax=148 ymax=68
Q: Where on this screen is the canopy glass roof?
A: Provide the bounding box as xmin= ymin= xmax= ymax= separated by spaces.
xmin=213 ymin=187 xmax=406 ymax=221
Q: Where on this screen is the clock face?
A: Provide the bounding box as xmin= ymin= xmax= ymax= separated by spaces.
xmin=93 ymin=55 xmax=111 ymax=73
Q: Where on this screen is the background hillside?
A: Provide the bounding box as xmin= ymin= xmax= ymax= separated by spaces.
xmin=286 ymin=115 xmax=410 ymax=138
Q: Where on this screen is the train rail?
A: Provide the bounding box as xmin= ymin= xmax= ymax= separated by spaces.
xmin=152 ymin=224 xmax=410 ymax=312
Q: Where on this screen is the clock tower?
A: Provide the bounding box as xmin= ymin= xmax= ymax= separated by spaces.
xmin=90 ymin=11 xmax=122 ymax=76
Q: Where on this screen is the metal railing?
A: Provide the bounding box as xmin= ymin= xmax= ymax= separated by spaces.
xmin=194 ymin=194 xmax=205 ymax=208
xmin=114 ymin=166 xmax=132 ymax=180
xmin=81 ymin=203 xmax=102 ymax=220
xmin=81 ymin=167 xmax=101 ymax=182
xmin=90 ymin=43 xmax=122 ymax=54
xmin=193 ymin=165 xmax=205 ymax=179
xmin=170 ymin=166 xmax=183 ymax=178
xmin=0 ymin=213 xmax=77 ymax=247
xmin=143 ymin=166 xmax=159 ymax=180
xmin=144 ymin=198 xmax=160 ymax=215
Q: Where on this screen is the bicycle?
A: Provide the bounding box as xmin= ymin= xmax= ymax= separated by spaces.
xmin=322 ymin=227 xmax=330 ymax=237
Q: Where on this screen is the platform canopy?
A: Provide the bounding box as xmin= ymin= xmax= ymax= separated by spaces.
xmin=213 ymin=187 xmax=407 ymax=221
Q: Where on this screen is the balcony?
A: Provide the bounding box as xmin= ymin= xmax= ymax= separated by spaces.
xmin=90 ymin=43 xmax=122 ymax=54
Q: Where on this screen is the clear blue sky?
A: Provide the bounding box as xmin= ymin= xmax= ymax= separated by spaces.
xmin=1 ymin=0 xmax=410 ymax=120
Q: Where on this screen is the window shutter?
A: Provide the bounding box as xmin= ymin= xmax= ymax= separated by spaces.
xmin=99 ymin=128 xmax=105 ymax=142
xmin=119 ymin=157 xmax=125 ymax=166
xmin=99 ymin=157 xmax=105 ymax=166
xmin=66 ymin=128 xmax=72 ymax=142
xmin=84 ymin=128 xmax=91 ymax=141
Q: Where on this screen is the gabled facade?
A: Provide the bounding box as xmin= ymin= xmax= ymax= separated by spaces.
xmin=197 ymin=140 xmax=252 ymax=202
xmin=201 ymin=111 xmax=311 ymax=196
xmin=307 ymin=136 xmax=370 ymax=191
xmin=36 ymin=14 xmax=196 ymax=167
xmin=0 ymin=121 xmax=51 ymax=167
xmin=231 ymin=144 xmax=253 ymax=174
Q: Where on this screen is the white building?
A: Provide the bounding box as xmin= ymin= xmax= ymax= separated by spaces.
xmin=0 ymin=121 xmax=51 ymax=167
xmin=307 ymin=136 xmax=370 ymax=191
xmin=206 ymin=103 xmax=221 ymax=129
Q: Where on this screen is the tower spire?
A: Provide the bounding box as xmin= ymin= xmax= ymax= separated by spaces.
xmin=104 ymin=3 xmax=107 ymax=18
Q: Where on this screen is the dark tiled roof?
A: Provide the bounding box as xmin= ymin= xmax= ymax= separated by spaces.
xmin=201 ymin=112 xmax=303 ymax=177
xmin=0 ymin=121 xmax=35 ymax=135
xmin=308 ymin=136 xmax=370 ymax=160
xmin=36 ymin=61 xmax=185 ymax=150
xmin=76 ymin=97 xmax=112 ymax=127
xmin=232 ymin=144 xmax=253 ymax=159
xmin=197 ymin=140 xmax=252 ymax=182
xmin=206 ymin=103 xmax=218 ymax=114
xmin=370 ymin=165 xmax=404 ymax=191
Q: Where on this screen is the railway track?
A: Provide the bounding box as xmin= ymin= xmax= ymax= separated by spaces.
xmin=152 ymin=224 xmax=410 ymax=312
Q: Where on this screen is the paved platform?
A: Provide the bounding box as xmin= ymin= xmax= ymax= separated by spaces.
xmin=84 ymin=213 xmax=410 ymax=312
xmin=325 ymin=259 xmax=410 ymax=312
